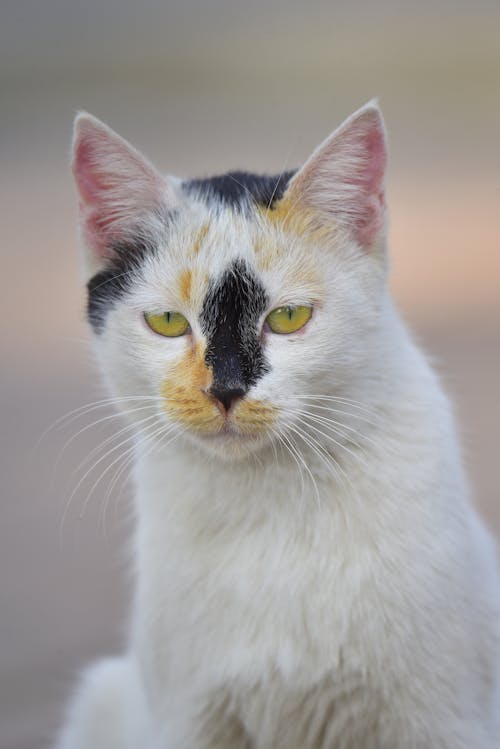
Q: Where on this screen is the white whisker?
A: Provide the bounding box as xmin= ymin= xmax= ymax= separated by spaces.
xmin=265 ymin=146 xmax=295 ymax=211
xmin=288 ymin=406 xmax=372 ymax=447
xmin=54 ymin=403 xmax=160 ymax=477
xmin=293 ymin=413 xmax=371 ymax=472
xmin=101 ymin=421 xmax=183 ymax=540
xmin=69 ymin=412 xmax=161 ymax=481
xmin=292 ymin=402 xmax=380 ymax=429
xmin=287 ymin=422 xmax=361 ymax=507
xmin=271 ymin=428 xmax=306 ymax=503
xmin=81 ymin=421 xmax=171 ymax=525
xmin=279 ymin=428 xmax=322 ymax=509
xmin=37 ymin=395 xmax=162 ymax=447
xmin=59 ymin=417 xmax=163 ymax=545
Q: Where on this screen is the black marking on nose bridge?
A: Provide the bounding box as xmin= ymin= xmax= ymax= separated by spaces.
xmin=183 ymin=170 xmax=296 ymax=212
xmin=201 ymin=260 xmax=269 ymax=392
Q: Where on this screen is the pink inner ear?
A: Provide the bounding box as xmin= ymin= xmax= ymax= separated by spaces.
xmin=79 ymin=204 xmax=113 ymax=260
xmin=72 ymin=115 xmax=168 ymax=261
xmin=73 ymin=139 xmax=115 ymax=257
xmin=358 ymin=127 xmax=386 ymax=193
xmin=345 ymin=120 xmax=386 ymax=248
xmin=290 ymin=105 xmax=388 ymax=251
xmin=74 ymin=138 xmax=107 ymax=203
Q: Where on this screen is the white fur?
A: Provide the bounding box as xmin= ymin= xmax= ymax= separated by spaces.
xmin=56 ymin=106 xmax=500 ymax=748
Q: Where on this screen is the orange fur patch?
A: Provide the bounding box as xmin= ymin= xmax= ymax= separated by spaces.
xmin=234 ymin=399 xmax=277 ymax=434
xmin=191 ymin=222 xmax=210 ymax=256
xmin=179 ymin=268 xmax=192 ymax=303
xmin=255 ymin=197 xmax=336 ymax=274
xmin=176 ymin=266 xmax=210 ymax=306
xmin=161 ymin=342 xmax=220 ymax=433
xmin=259 ymin=197 xmax=335 ymax=244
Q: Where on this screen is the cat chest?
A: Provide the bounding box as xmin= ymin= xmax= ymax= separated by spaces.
xmin=237 ymin=673 xmax=384 ymax=749
xmin=135 ymin=516 xmax=387 ymax=695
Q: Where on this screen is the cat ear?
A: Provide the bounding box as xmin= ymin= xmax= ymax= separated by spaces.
xmin=72 ymin=113 xmax=176 ymax=270
xmin=285 ymin=101 xmax=387 ymax=250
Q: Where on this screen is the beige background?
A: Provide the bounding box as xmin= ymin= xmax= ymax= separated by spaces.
xmin=1 ymin=2 xmax=499 ymax=747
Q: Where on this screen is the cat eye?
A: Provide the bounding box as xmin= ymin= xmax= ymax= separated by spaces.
xmin=265 ymin=305 xmax=313 ymax=335
xmin=144 ymin=311 xmax=190 ymax=337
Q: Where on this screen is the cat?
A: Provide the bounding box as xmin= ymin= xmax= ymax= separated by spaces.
xmin=55 ymin=102 xmax=500 ymax=748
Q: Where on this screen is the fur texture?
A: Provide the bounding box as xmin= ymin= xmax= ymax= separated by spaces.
xmin=56 ymin=103 xmax=500 ymax=748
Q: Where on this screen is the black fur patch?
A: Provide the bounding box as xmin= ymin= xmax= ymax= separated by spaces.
xmin=87 ymin=238 xmax=158 ymax=333
xmin=183 ymin=170 xmax=296 ymax=212
xmin=201 ymin=259 xmax=270 ymax=395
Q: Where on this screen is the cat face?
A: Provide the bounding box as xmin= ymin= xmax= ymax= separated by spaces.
xmin=72 ymin=104 xmax=388 ymax=460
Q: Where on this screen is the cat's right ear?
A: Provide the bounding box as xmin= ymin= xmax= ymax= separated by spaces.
xmin=282 ymin=102 xmax=387 ymax=252
xmin=72 ymin=113 xmax=176 ymax=276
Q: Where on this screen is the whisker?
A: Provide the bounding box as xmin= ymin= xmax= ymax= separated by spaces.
xmin=271 ymin=427 xmax=306 ymax=504
xmin=37 ymin=395 xmax=162 ymax=446
xmin=293 ymin=413 xmax=370 ymax=471
xmin=226 ymin=174 xmax=260 ymax=204
xmin=80 ymin=421 xmax=172 ymax=527
xmin=100 ymin=450 xmax=135 ymax=540
xmin=54 ymin=403 xmax=160 ymax=477
xmin=265 ymin=147 xmax=295 ymax=211
xmin=269 ymin=426 xmax=280 ymax=471
xmin=304 ymin=412 xmax=385 ymax=460
xmin=70 ymin=412 xmax=161 ymax=480
xmin=104 ymin=424 xmax=185 ymax=536
xmin=279 ymin=428 xmax=322 ymax=508
xmin=59 ymin=418 xmax=163 ymax=545
xmin=292 ymin=394 xmax=379 ymax=417
xmin=288 ymin=407 xmax=380 ymax=460
xmin=288 ymin=422 xmax=361 ymax=506
xmin=86 ymin=268 xmax=141 ymax=296
xmin=288 ymin=406 xmax=371 ymax=446
xmin=101 ymin=420 xmax=182 ymax=539
xmin=286 ymin=422 xmax=345 ymax=489
xmin=103 ymin=420 xmax=188 ymax=546
xmin=95 ymin=413 xmax=170 ymax=538
xmin=292 ymin=402 xmax=380 ymax=429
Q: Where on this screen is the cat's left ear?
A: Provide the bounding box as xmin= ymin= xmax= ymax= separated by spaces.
xmin=72 ymin=113 xmax=177 ymax=275
xmin=283 ymin=101 xmax=387 ymax=251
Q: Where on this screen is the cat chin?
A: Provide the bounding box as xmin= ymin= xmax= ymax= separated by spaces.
xmin=184 ymin=428 xmax=272 ymax=462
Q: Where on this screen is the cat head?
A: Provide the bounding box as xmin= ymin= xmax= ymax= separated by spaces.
xmin=72 ymin=103 xmax=388 ymax=461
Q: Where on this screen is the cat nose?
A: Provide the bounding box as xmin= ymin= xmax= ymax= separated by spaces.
xmin=209 ymin=385 xmax=246 ymax=414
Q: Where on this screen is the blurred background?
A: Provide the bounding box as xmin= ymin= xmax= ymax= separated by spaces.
xmin=1 ymin=1 xmax=499 ymax=746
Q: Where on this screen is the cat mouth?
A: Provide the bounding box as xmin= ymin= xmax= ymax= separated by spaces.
xmin=200 ymin=423 xmax=261 ymax=441
xmin=192 ymin=414 xmax=272 ymax=446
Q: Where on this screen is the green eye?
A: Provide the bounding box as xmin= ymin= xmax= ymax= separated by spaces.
xmin=266 ymin=305 xmax=313 ymax=334
xmin=144 ymin=311 xmax=190 ymax=337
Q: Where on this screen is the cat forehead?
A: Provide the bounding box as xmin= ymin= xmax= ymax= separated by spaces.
xmin=140 ymin=203 xmax=322 ymax=305
xmin=170 ymin=168 xmax=299 ymax=271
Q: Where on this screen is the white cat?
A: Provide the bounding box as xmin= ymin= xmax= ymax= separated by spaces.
xmin=55 ymin=102 xmax=500 ymax=748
